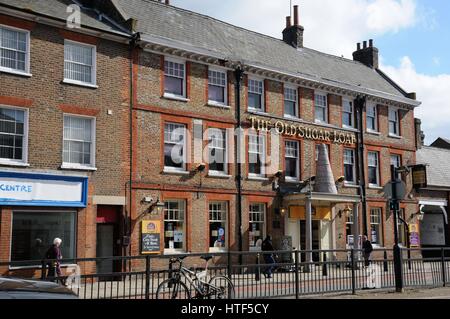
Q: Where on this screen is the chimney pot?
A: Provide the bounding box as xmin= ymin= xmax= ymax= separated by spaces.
xmin=286 ymin=16 xmax=291 ymax=28
xmin=363 ymin=41 xmax=367 ymax=49
xmin=357 ymin=43 xmax=361 ymax=50
xmin=293 ymin=5 xmax=299 ymax=26
xmin=165 ymin=0 xmax=170 ymax=4
xmin=369 ymin=39 xmax=373 ymax=47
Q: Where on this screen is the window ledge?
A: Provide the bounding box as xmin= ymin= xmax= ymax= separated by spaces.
xmin=314 ymin=120 xmax=329 ymax=125
xmin=284 ymin=115 xmax=299 ymax=120
xmin=248 ymin=176 xmax=269 ymax=181
xmin=248 ymin=109 xmax=267 ymax=115
xmin=285 ymin=178 xmax=300 ymax=184
xmin=0 ymin=161 xmax=30 ymax=167
xmin=163 ymin=93 xmax=190 ymax=103
xmin=388 ymin=134 xmax=402 ymax=139
xmin=163 ymin=250 xmax=186 ymax=255
xmin=208 ymin=173 xmax=232 ymax=179
xmin=368 ymin=185 xmax=383 ymax=190
xmin=207 ymin=101 xmax=231 ymax=109
xmin=62 ymin=79 xmax=98 ymax=89
xmin=8 ymin=263 xmax=77 ymax=271
xmin=61 ymin=164 xmax=97 ymax=171
xmin=0 ymin=68 xmax=32 ymax=77
xmin=344 ymin=183 xmax=359 ymax=188
xmin=163 ymin=168 xmax=190 ymax=175
xmin=366 ymin=130 xmax=381 ymax=136
xmin=209 ymin=248 xmax=228 ymax=253
xmin=343 ymin=125 xmax=358 ymax=132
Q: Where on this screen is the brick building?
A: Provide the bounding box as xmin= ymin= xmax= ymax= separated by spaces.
xmin=0 ymin=0 xmax=424 ymax=273
xmin=0 ymin=0 xmax=133 ymax=274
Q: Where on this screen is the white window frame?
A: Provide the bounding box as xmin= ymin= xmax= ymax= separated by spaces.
xmin=163 ymin=56 xmax=186 ymax=99
xmin=314 ymin=92 xmax=328 ymax=123
xmin=370 ymin=208 xmax=383 ymax=247
xmin=63 ymin=40 xmax=97 ymax=88
xmin=343 ymin=148 xmax=356 ymax=184
xmin=366 ymin=103 xmax=378 ymax=133
xmin=342 ymin=98 xmax=355 ymax=129
xmin=208 ymin=128 xmax=228 ymax=176
xmin=0 ymin=105 xmax=29 ymax=166
xmin=163 ymin=200 xmax=186 ymax=254
xmin=284 ymin=85 xmax=298 ymax=118
xmin=208 ymin=67 xmax=228 ymax=107
xmin=285 ymin=140 xmax=299 ymax=182
xmin=249 ymin=203 xmax=266 ymax=252
xmin=368 ymin=151 xmax=380 ymax=187
xmin=209 ymin=201 xmax=228 ymax=252
xmin=61 ymin=114 xmax=96 ymax=171
xmin=248 ymin=132 xmax=266 ymax=178
xmin=0 ymin=24 xmax=31 ymax=76
xmin=163 ymin=122 xmax=187 ymax=173
xmin=388 ymin=107 xmax=401 ymax=137
xmin=248 ymin=76 xmax=265 ymax=112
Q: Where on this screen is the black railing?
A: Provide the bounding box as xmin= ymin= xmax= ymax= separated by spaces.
xmin=1 ymin=248 xmax=449 ymax=299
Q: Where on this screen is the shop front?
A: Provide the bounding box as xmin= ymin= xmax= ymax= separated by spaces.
xmin=0 ymin=171 xmax=88 ymax=269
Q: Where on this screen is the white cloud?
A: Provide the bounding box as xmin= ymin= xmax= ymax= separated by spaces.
xmin=381 ymin=57 xmax=450 ymax=144
xmin=172 ymin=0 xmax=419 ymax=57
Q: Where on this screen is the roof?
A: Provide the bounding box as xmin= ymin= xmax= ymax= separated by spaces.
xmin=0 ymin=0 xmax=130 ymax=37
xmin=416 ymin=146 xmax=450 ymax=188
xmin=118 ymin=0 xmax=413 ymax=103
xmin=430 ymin=137 xmax=450 ymax=150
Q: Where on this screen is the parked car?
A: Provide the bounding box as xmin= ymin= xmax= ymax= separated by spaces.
xmin=0 ymin=277 xmax=78 ymax=299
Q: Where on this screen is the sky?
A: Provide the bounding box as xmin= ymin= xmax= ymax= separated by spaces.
xmin=171 ymin=0 xmax=450 ymax=145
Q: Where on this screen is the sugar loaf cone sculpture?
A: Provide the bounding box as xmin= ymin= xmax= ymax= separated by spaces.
xmin=314 ymin=144 xmax=338 ymax=194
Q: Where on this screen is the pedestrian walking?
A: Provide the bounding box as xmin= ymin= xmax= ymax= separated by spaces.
xmin=362 ymin=235 xmax=373 ymax=267
xmin=261 ymin=235 xmax=276 ymax=278
xmin=45 ymin=238 xmax=63 ymax=283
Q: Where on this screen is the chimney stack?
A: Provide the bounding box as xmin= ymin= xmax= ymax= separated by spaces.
xmin=353 ymin=39 xmax=379 ymax=69
xmin=282 ymin=4 xmax=304 ymax=49
xmin=415 ymin=118 xmax=425 ymax=149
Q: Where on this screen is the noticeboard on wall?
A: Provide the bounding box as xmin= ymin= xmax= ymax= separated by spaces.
xmin=141 ymin=220 xmax=162 ymax=254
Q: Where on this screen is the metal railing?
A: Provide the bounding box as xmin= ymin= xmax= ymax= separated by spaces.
xmin=1 ymin=247 xmax=449 ymax=299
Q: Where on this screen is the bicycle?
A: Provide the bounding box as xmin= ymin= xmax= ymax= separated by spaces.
xmin=156 ymin=255 xmax=235 ymax=299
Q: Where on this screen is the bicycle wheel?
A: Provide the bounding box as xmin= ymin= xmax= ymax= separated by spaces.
xmin=156 ymin=278 xmax=191 ymax=299
xmin=208 ymin=275 xmax=235 ymax=299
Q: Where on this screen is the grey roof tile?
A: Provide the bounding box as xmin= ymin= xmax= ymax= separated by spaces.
xmin=416 ymin=146 xmax=450 ymax=188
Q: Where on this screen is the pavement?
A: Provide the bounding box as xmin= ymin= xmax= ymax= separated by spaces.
xmin=299 ymin=287 xmax=450 ymax=299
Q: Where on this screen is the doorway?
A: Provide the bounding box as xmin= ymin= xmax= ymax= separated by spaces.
xmin=300 ymin=220 xmax=320 ymax=262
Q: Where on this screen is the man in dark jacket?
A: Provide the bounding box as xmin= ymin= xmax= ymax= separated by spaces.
xmin=261 ymin=235 xmax=276 ymax=278
xmin=362 ymin=235 xmax=373 ymax=267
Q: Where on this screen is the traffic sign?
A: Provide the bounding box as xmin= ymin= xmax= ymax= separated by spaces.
xmin=383 ymin=181 xmax=407 ymax=200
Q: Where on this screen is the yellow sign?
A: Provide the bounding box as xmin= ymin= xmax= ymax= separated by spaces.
xmin=249 ymin=116 xmax=357 ymax=145
xmin=289 ymin=206 xmax=331 ymax=220
xmin=141 ymin=220 xmax=162 ymax=254
xmin=409 ymin=224 xmax=419 ymax=233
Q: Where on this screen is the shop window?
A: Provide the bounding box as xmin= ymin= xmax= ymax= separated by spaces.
xmin=164 ymin=200 xmax=185 ymax=252
xmin=0 ymin=106 xmax=27 ymax=164
xmin=370 ymin=208 xmax=383 ymax=246
xmin=209 ymin=201 xmax=227 ymax=251
xmin=11 ymin=211 xmax=76 ymax=266
xmin=249 ymin=203 xmax=266 ymax=250
xmin=164 ymin=122 xmax=186 ymax=172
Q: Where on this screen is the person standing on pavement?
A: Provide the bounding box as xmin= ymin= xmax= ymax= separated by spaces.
xmin=45 ymin=238 xmax=63 ymax=283
xmin=261 ymin=235 xmax=276 ymax=278
xmin=362 ymin=235 xmax=373 ymax=267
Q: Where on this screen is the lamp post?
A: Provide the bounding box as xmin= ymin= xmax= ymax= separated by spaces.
xmin=391 ymin=165 xmax=404 ymax=292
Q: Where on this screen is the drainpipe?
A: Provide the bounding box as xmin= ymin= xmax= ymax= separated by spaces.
xmin=234 ymin=66 xmax=244 ymax=263
xmin=126 ymin=32 xmax=140 ymax=265
xmin=355 ymin=96 xmax=368 ymax=236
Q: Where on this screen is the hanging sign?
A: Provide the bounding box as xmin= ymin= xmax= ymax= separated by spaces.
xmin=412 ymin=164 xmax=427 ymax=189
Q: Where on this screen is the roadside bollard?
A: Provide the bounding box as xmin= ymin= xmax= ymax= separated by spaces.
xmin=383 ymin=250 xmax=388 ymax=272
xmin=322 ymin=252 xmax=328 ymax=277
xmin=255 ymin=253 xmax=261 ymax=281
